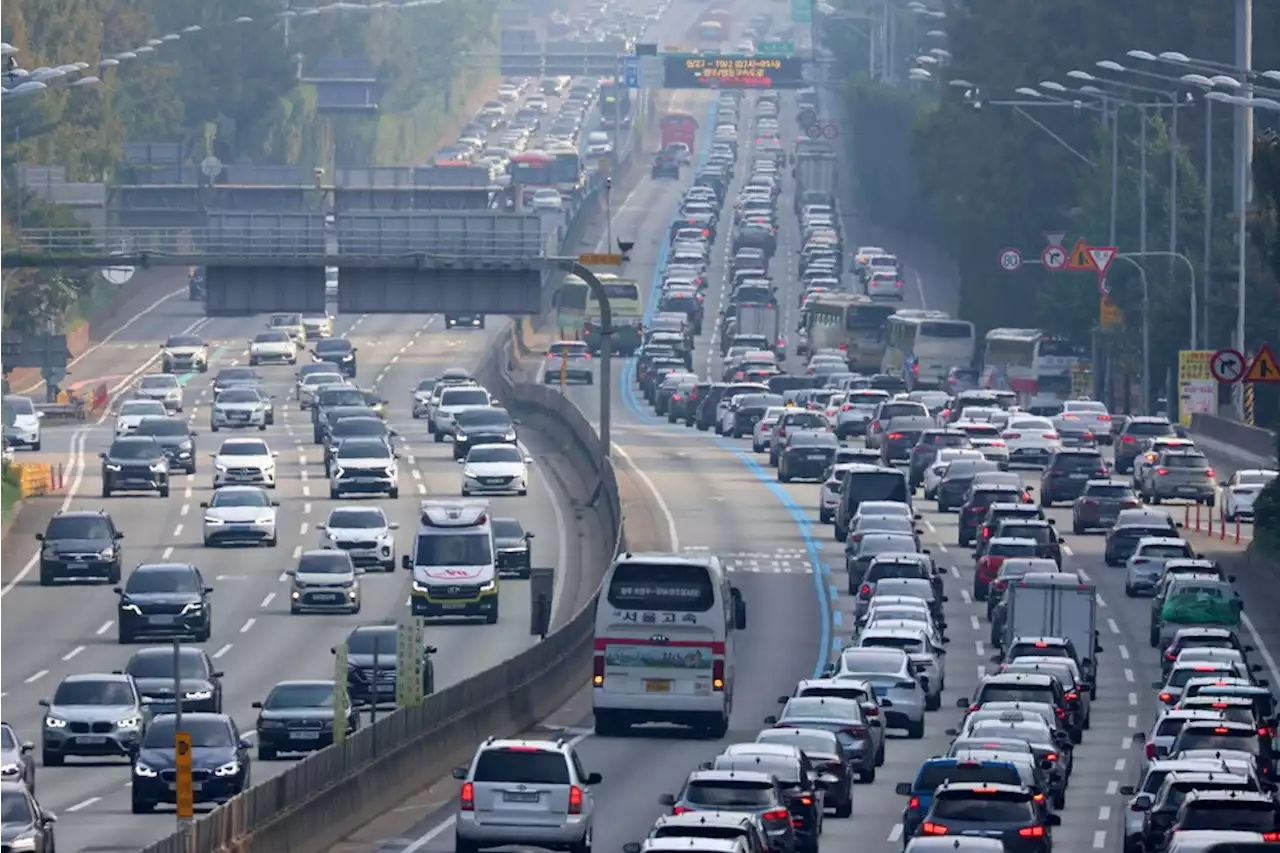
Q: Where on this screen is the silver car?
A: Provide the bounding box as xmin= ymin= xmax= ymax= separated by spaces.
xmin=411 ymin=378 xmax=438 ymax=419
xmin=453 ymin=738 xmax=600 ymax=853
xmin=1124 ymin=537 xmax=1197 ymax=597
xmin=0 ymin=722 xmax=35 ymax=791
xmin=824 ymin=647 xmax=926 ymax=738
xmin=752 ymin=406 xmax=788 ymax=453
xmin=854 ymin=625 xmax=945 ymax=709
xmin=288 ymin=549 xmax=361 ymax=614
xmin=317 ymin=505 xmax=399 ymax=571
xmin=297 ymin=374 xmax=346 ymax=410
xmin=39 ymin=673 xmax=146 ymax=765
xmin=210 ymin=387 xmax=269 ymax=432
xmin=1137 ymin=449 xmax=1216 ymax=505
xmin=1117 ymin=758 xmax=1231 ymax=853
xmin=134 ymin=374 xmax=184 ymax=412
xmin=201 ymin=485 xmax=279 ymax=547
xmin=1135 ymin=709 xmax=1227 ymax=768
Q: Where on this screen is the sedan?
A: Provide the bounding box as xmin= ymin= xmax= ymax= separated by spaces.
xmin=134 ymin=373 xmax=184 ymax=412
xmin=201 ymin=486 xmax=279 ymax=547
xmin=459 ymin=443 xmax=532 ymax=496
xmin=131 ymin=714 xmax=250 ymax=813
xmin=253 ymin=679 xmax=358 ymax=760
xmin=0 ymin=723 xmax=35 ymax=791
xmin=1000 ymin=417 xmax=1062 ymax=467
xmin=115 ymin=399 xmax=169 ymax=436
xmin=824 ymin=647 xmax=927 ymax=739
xmin=764 ymin=696 xmax=878 ymax=783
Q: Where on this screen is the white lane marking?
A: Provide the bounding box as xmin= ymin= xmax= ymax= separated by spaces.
xmin=1115 ymin=758 xmax=1127 ymax=772
xmin=975 ymin=640 xmax=985 ymax=656
xmin=1106 ymin=780 xmax=1119 ymax=795
xmin=292 ymin=546 xmax=302 ymax=560
xmin=24 ymin=670 xmax=47 ymax=684
xmin=212 ymin=644 xmax=233 ymax=659
xmin=1062 ymin=544 xmax=1073 ymax=556
xmin=62 ymin=645 xmax=85 ymax=661
xmin=300 ymin=454 xmax=308 ymax=465
xmin=262 ymin=592 xmax=276 ymax=608
xmin=278 ymin=572 xmax=290 ymax=583
xmin=888 ymin=825 xmax=903 ymax=843
xmin=1093 ymin=831 xmax=1107 ymax=849
xmin=180 ymin=504 xmax=190 ymax=517
xmin=970 ymin=615 xmax=980 ymax=631
xmin=300 ymin=470 xmax=309 ymax=481
xmin=1124 ymin=668 xmax=1135 ymax=683
xmin=1099 ymin=806 xmax=1111 ymax=821
xmin=936 ymin=543 xmax=948 ymax=553
xmin=923 ymin=521 xmax=936 ymax=533
xmin=173 ymin=523 xmax=183 ymax=537
xmin=185 ymin=485 xmax=194 ymax=499
xmin=949 ymin=565 xmax=960 ymax=578
xmin=1107 ymin=617 xmax=1120 ymax=634
xmin=162 ymin=547 xmax=173 ymax=560
xmin=412 ymin=469 xmax=422 ymax=480
xmin=240 ymin=618 xmax=256 ymax=633
xmin=1128 ymin=692 xmax=1138 ymax=705
xmin=96 ymin=620 xmax=113 ymax=635
xmin=611 ymin=442 xmax=681 ymax=551
xmin=300 ymin=522 xmax=309 ymax=536
xmin=1119 ymin=644 xmax=1130 ymax=660
xmin=303 ymin=485 xmax=311 ymax=497
xmin=1097 ymin=594 xmax=1108 ymax=608
xmin=960 ymin=589 xmax=972 ymax=604
xmin=304 ymin=502 xmax=313 ymax=515
xmin=417 ymin=483 xmax=427 ymax=495
xmin=66 ymin=796 xmax=102 ymax=813
xmin=1128 ymin=714 xmax=1138 ymax=728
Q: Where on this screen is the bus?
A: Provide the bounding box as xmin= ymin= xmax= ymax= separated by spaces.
xmin=582 ymin=276 xmax=644 ymax=354
xmin=592 ymin=553 xmax=745 ymax=738
xmin=509 ymin=151 xmax=556 ymax=204
xmin=802 ymin=293 xmax=897 ymax=373
xmin=600 ymin=80 xmax=634 ymax=129
xmin=881 ymin=310 xmax=977 ymax=390
xmin=661 ymin=112 xmax=699 ymax=152
xmin=982 ymin=328 xmax=1086 ymax=403
xmin=549 ymin=147 xmax=585 ymax=198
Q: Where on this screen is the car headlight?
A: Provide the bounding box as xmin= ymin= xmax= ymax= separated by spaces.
xmin=44 ymin=716 xmax=68 ymax=729
xmin=183 ymin=689 xmax=213 ymax=701
xmin=168 ymin=389 xmax=182 ymax=399
xmin=256 ymin=514 xmax=275 ymax=525
xmin=134 ymin=762 xmax=159 ymax=777
xmin=454 ymin=430 xmax=468 ymax=441
xmin=116 ymin=715 xmax=143 ymax=729
xmin=10 ymin=833 xmax=40 ymax=852
xmin=1 ymin=762 xmax=20 ymax=775
xmin=412 ymin=581 xmax=428 ymax=592
xmin=215 ymin=463 xmax=229 ymax=472
xmin=179 ymin=440 xmax=193 ymax=450
xmin=332 ymin=467 xmax=345 ymax=479
xmin=504 ymin=430 xmax=517 ymax=441
xmin=385 ymin=467 xmax=396 ymax=478
xmin=259 ymin=719 xmax=285 ymax=729
xmin=480 ymin=580 xmax=497 ymax=592
xmin=205 ymin=516 xmax=223 ymax=525
xmin=463 ymin=469 xmax=476 ymax=480
xmin=150 ymin=462 xmax=167 ymax=472
xmin=121 ymin=602 xmax=142 ymax=614
xmin=180 ymin=601 xmax=204 ymax=614
xmin=214 ymin=760 xmax=241 ymax=777
xmin=105 ymin=463 xmax=122 ymax=472
xmin=342 ymin=353 xmax=354 ymax=362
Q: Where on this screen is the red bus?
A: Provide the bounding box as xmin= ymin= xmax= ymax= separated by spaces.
xmin=509 ymin=152 xmax=555 ymax=187
xmin=660 ymin=112 xmax=699 ymax=152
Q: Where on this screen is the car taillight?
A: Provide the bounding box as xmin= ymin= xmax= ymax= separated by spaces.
xmin=842 ymin=725 xmax=868 ymax=738
xmin=859 ymin=584 xmax=872 ymax=597
xmin=1159 ymin=692 xmax=1173 ymax=703
xmin=887 ymin=432 xmax=904 ymax=440
xmin=1043 ymin=432 xmax=1059 ymax=440
xmin=1032 ymin=792 xmax=1046 ymax=804
xmin=1145 ymin=742 xmax=1156 ymax=759
xmin=593 ymin=653 xmax=605 ymax=687
xmin=1098 ymin=414 xmax=1112 ymax=421
xmin=1261 ymin=832 xmax=1280 ymax=842
xmin=762 ymin=423 xmax=772 ymax=431
xmin=1064 ymin=691 xmax=1079 ymax=701
xmin=1157 ymin=468 xmax=1169 ymax=476
xmin=994 ymin=580 xmax=1008 ymax=591
xmin=897 ymin=280 xmax=905 ymax=288
xmin=1018 ymin=826 xmax=1046 ymax=838
xmin=841 ymin=403 xmax=853 ymax=411
xmin=1206 ymin=468 xmax=1216 ymax=477
xmin=969 ymin=705 xmax=981 ymax=713
xmin=461 ymin=782 xmax=475 ymax=811
xmin=1166 ymin=652 xmax=1177 ymax=660
xmin=1260 ymin=727 xmax=1272 ymax=737
xmin=712 ymin=659 xmax=725 ymax=691
xmin=862 ymin=705 xmax=879 ymax=717
xmin=1122 ymin=435 xmax=1137 ymax=443
xmin=870 ymin=420 xmax=880 ymax=431
xmin=762 ymin=809 xmax=790 ymax=822
xmin=1003 ymin=432 xmax=1021 ymax=440
xmin=568 ymin=785 xmax=584 ymax=814
xmin=673 ymin=806 xmax=693 ymax=815
xmin=1055 ymin=707 xmax=1065 ymax=718
xmin=850 ymin=534 xmax=864 ymax=544
xmin=1123 ymin=498 xmax=1141 ymax=507
xmin=991 ymin=440 xmax=1007 ymax=448
xmin=982 ymin=527 xmax=993 ymax=539
xmin=798 ymin=796 xmax=813 ymax=806
xmin=672 ymin=394 xmax=683 ymax=401
xmin=921 ymin=822 xmax=948 ymax=835
xmin=1045 ymin=752 xmax=1059 ymax=762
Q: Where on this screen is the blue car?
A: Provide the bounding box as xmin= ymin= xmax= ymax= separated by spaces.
xmin=894 ymin=757 xmax=1025 ymax=842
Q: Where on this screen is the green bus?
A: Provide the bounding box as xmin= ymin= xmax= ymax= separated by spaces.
xmin=574 ymin=276 xmax=643 ymax=355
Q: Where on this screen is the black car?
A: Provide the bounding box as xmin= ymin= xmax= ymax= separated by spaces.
xmin=130 ymin=713 xmax=251 ymax=814
xmin=1071 ymin=479 xmax=1140 ymax=533
xmin=120 ymin=646 xmax=223 ymax=714
xmin=324 ymin=415 xmax=393 ymax=475
xmin=212 ymin=367 xmax=262 ymax=394
xmin=451 ymin=407 xmax=517 ymax=460
xmin=314 ymin=403 xmax=375 ymax=445
xmin=993 ymin=519 xmax=1064 ymax=566
xmin=35 ymin=510 xmax=124 ymax=585
xmin=667 ymin=380 xmax=708 ymax=425
xmin=342 ymin=625 xmax=436 ymax=708
xmin=652 ymin=154 xmax=680 ymax=179
xmin=1104 ymin=522 xmax=1183 ymax=566
xmin=913 ymin=782 xmax=1058 ymax=852
xmin=935 ymin=459 xmax=1002 ymax=512
xmin=115 ymin=563 xmax=213 ymax=643
xmin=252 ymin=679 xmax=359 ymax=760
xmin=492 ymin=517 xmax=535 ymax=579
xmin=694 ymin=383 xmax=731 ymax=431
xmin=313 ymin=338 xmax=358 ymax=377
xmin=311 ymin=386 xmax=369 ymax=431
xmin=778 ymin=430 xmax=840 ymax=483
xmin=134 ymin=416 xmax=198 ymax=474
xmin=445 ymin=313 xmax=486 ymax=330
xmin=879 ymin=416 xmax=938 ymax=466
xmin=0 ymin=781 xmax=55 ymax=851
xmin=907 ymin=428 xmax=973 ymax=488
xmin=1039 ymin=448 xmax=1109 ymax=506
xmin=958 ymin=485 xmax=1030 ymax=547
xmin=100 ymin=436 xmax=170 ymax=498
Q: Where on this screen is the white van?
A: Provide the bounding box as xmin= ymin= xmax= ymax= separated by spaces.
xmin=404 ymin=500 xmax=499 ymax=623
xmin=592 ymin=553 xmax=746 ymax=739
xmin=2 ymin=395 xmax=43 ymax=450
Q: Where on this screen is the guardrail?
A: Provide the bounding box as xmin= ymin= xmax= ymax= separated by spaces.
xmin=138 ymin=326 xmax=624 ymax=853
xmin=1190 ymin=413 xmax=1278 ymax=464
xmin=8 ymin=462 xmax=67 ymax=496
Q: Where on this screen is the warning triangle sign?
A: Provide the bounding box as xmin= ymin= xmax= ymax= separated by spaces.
xmin=1066 ymin=238 xmax=1096 ymax=272
xmin=1244 ymin=344 xmax=1280 ymax=383
xmin=1087 ymin=246 xmax=1117 ymax=277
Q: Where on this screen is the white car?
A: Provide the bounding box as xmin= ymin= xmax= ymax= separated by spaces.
xmin=115 ymin=399 xmax=169 ymax=436
xmin=210 ymin=387 xmax=269 ymax=432
xmin=212 ymin=437 xmax=278 ymax=489
xmin=1061 ymin=399 xmax=1113 ymax=443
xmin=296 ymin=373 xmax=346 ymax=410
xmin=1220 ymin=469 xmax=1278 ymax=522
xmin=301 ymin=314 xmax=334 ymax=339
xmin=865 ymin=270 xmax=904 ymax=300
xmin=160 ymin=334 xmax=209 ymax=374
xmin=1000 ymin=416 xmax=1062 ymax=467
xmin=584 ymin=131 xmax=612 ymax=156
xmin=752 ymin=406 xmax=788 ymax=453
xmin=431 ymin=384 xmax=492 ymax=440
xmin=201 ymin=485 xmax=278 ymax=547
xmin=328 ymin=438 xmax=399 ymax=499
xmin=317 ymin=505 xmax=399 ymax=571
xmin=819 ymin=462 xmax=867 ymax=525
xmin=530 ymin=189 xmax=563 ymax=212
xmin=249 ymin=331 xmax=298 ymax=366
xmin=922 ymin=449 xmax=987 ymax=499
xmin=1132 ymin=437 xmax=1199 ymax=487
xmin=134 ymin=374 xmax=184 ymax=412
xmin=824 ymin=646 xmax=927 ymax=739
xmin=459 ymin=443 xmax=532 ymax=496
xmin=2 ymin=394 xmax=43 ymax=450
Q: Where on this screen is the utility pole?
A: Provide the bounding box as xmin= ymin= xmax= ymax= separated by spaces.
xmin=1232 ymin=0 xmax=1253 ymax=418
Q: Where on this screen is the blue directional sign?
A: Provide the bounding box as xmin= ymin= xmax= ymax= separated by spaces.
xmin=622 ymin=56 xmax=640 ymax=88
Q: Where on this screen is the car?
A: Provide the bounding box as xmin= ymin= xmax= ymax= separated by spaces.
xmin=0 ymin=723 xmax=36 ymax=792
xmin=248 ymin=330 xmax=297 ymax=365
xmin=452 ymin=407 xmax=519 ymax=460
xmin=212 ymin=366 xmax=263 ymax=395
xmin=911 ymin=782 xmax=1059 ymax=850
xmin=1039 ymin=448 xmax=1109 ymax=505
xmin=935 ymin=458 xmax=1003 ymax=512
xmin=341 ymin=623 xmax=437 ymax=707
xmin=39 ymin=673 xmax=145 ymax=765
xmin=777 ymin=430 xmax=840 ymax=483
xmin=411 ymin=378 xmax=439 ymax=419
xmin=763 ymin=695 xmax=877 ymax=785
xmin=134 ymin=373 xmax=185 ymax=412
xmin=288 ymin=549 xmax=362 ymax=614
xmin=921 ymin=449 xmax=986 ymax=499
xmin=252 ymin=679 xmax=359 ymax=760
xmin=115 ymin=398 xmax=169 ymax=436
xmin=633 ymin=812 xmax=770 ymax=853
xmin=657 ymin=770 xmax=796 ymax=853
xmin=895 ymin=757 xmax=1029 ymax=841
xmin=1137 ymin=449 xmax=1217 ymax=505
xmin=301 ymin=313 xmax=334 ymax=339
xmin=1220 ymin=468 xmax=1279 ymax=522
xmin=710 ymin=746 xmax=825 ymax=850
xmin=823 ymin=647 xmax=926 ymax=738
xmin=134 ymin=416 xmax=198 ymax=474
xmin=855 ymin=625 xmax=946 ymax=709
xmin=200 ymin=485 xmax=279 ymax=547
xmin=316 ymin=505 xmax=399 ymax=571
xmin=752 ymin=727 xmax=854 ymax=818
xmin=267 ymin=312 xmax=307 ymax=343
xmin=210 ymin=386 xmax=269 ymax=432
xmin=313 ymin=337 xmax=358 ymax=377
xmin=531 ymin=188 xmax=563 ymax=211
xmin=1162 ymin=627 xmax=1255 ymax=678
xmin=329 ymin=437 xmax=399 ymax=499
xmin=1060 ymin=399 xmax=1113 ymax=441
xmin=115 ymin=562 xmax=213 ymax=643
xmin=99 ymin=435 xmax=170 ymax=498
xmin=653 ymin=154 xmax=681 ymax=179
xmin=544 ymin=341 xmax=595 ymax=385
xmin=35 ymin=509 xmax=124 ymax=585
xmin=296 ymin=371 xmax=346 ymax=410
xmin=1070 ymin=479 xmax=1140 ymax=533
xmin=1114 ymin=415 xmax=1178 ymax=472
xmin=460 ymin=443 xmax=533 ymax=496
xmin=432 ymin=384 xmax=494 ymax=440
xmin=999 ymin=416 xmax=1062 ymax=467
xmin=323 ymin=415 xmax=396 ymax=475
xmin=1117 ymin=758 xmax=1234 ymax=853
xmin=160 ymin=334 xmax=210 ymax=374
xmin=212 ymin=437 xmax=278 ymax=489
xmin=131 ymin=712 xmax=251 ymax=813
xmin=1124 ymin=536 xmax=1198 ymax=596
xmin=492 ymin=516 xmax=534 ymax=578
xmin=121 ymin=645 xmax=223 ymax=714
xmin=0 ymin=780 xmax=55 ymax=849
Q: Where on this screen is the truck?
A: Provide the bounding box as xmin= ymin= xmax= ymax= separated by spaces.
xmin=723 ymin=303 xmax=781 ymax=359
xmin=1000 ymin=573 xmax=1101 ymax=695
xmin=793 ymin=148 xmax=838 ymax=215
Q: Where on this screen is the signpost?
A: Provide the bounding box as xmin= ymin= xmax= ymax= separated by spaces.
xmin=1176 ymin=350 xmax=1216 ymax=427
xmin=1209 ymin=348 xmax=1246 ymax=384
xmin=332 ymin=643 xmax=349 ymax=745
xmin=1100 ymin=295 xmax=1123 ymax=328
xmin=578 ymin=252 xmax=623 ymax=267
xmin=622 ymin=56 xmax=639 ymax=88
xmin=395 ymin=616 xmax=426 ymax=707
xmin=175 ymin=732 xmax=194 ymax=823
xmin=560 ymin=355 xmax=569 ymax=389
xmin=997 ymin=248 xmax=1022 ymax=272
xmin=791 ymin=0 xmax=812 ymax=23
xmin=1086 ymin=246 xmax=1117 ymax=293
xmin=1041 ymin=244 xmax=1068 ymax=271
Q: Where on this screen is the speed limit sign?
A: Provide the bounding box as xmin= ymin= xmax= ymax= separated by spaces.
xmin=998 ymin=248 xmax=1023 ymax=272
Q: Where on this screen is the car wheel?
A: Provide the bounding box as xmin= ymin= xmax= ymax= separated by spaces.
xmin=159 ymin=486 xmax=170 ymax=498
xmin=905 ymin=719 xmax=925 ymax=739
xmin=42 ymin=749 xmax=63 ymax=767
xmin=835 ymin=796 xmax=853 ymax=818
xmin=329 ymin=488 xmax=339 ymax=499
xmin=1072 ymin=522 xmax=1084 ymax=535
xmin=267 ymin=536 xmax=278 ymax=547
xmin=258 ymin=745 xmax=276 ymax=761
xmin=1052 ymin=791 xmax=1066 ymax=810
xmin=859 ymin=765 xmax=876 ymax=784
xmin=389 ymin=488 xmax=400 ymax=499
xmin=131 ymin=794 xmax=155 ymax=814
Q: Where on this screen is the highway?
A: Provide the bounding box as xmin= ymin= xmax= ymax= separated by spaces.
xmin=0 ymin=296 xmax=581 ymax=850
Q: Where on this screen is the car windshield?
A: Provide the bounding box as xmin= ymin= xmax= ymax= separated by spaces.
xmin=346 ymin=629 xmax=395 ymax=655
xmin=1176 ymin=730 xmax=1260 ymax=754
xmin=1180 ymin=803 xmax=1277 ymax=831
xmin=210 ymin=489 xmax=270 ymax=508
xmin=143 ymin=717 xmax=233 ymax=748
xmin=491 ymin=518 xmax=525 ymax=539
xmin=1085 ymin=483 xmax=1132 ymax=498
xmin=0 ymin=725 xmax=15 ymax=750
xmin=139 ymin=376 xmax=179 ymax=390
xmin=109 ymin=440 xmax=162 ymax=460
xmin=1127 ymin=421 xmax=1174 ymax=437
xmin=756 ymin=730 xmax=837 ymax=756
xmin=474 ymin=749 xmax=571 ymax=783
xmin=120 ymin=401 xmax=166 ymax=416
xmin=989 ymin=542 xmax=1040 ymax=557
xmin=220 ymin=442 xmax=268 ymax=456
xmin=1 ymin=793 xmax=32 ymax=824
xmin=1140 ymin=543 xmax=1194 ymax=559
xmin=685 ymin=780 xmax=777 ymax=807
xmin=302 ymin=374 xmax=343 ymax=388
xmin=297 ymin=552 xmax=352 ymax=574
xmin=321 ymin=390 xmax=366 ymax=406
xmin=127 ymin=651 xmax=207 ymax=679
xmin=327 ymin=509 xmax=385 ymax=529
xmin=455 ymin=409 xmax=511 ymax=427
xmin=316 ymin=340 xmax=353 ymax=354
xmin=442 ymin=389 xmax=490 ymax=406
xmin=45 ymin=515 xmax=113 ymax=539
xmin=218 ymin=389 xmax=259 ymax=404
xmin=840 ymin=651 xmax=906 ymax=674
xmin=917 ymin=763 xmax=1021 ymax=790
xmin=255 ymin=332 xmax=290 ymax=343
xmin=166 ymin=336 xmax=203 ymax=348
xmin=265 ymin=683 xmax=335 ymax=709
xmin=338 ymin=439 xmax=390 ymax=459
xmin=333 ymin=418 xmax=385 ymax=436
xmin=414 ymin=533 xmax=492 ymax=567
xmin=977 ymin=686 xmax=1055 ymax=704
xmin=53 ymin=679 xmax=135 ymax=705
xmin=1163 ymin=455 xmax=1209 ymax=469
xmin=126 ymin=568 xmax=201 ymax=593
xmin=931 ymin=792 xmax=1035 ymax=822
xmin=468 ymin=446 xmax=522 ymax=463
xmin=136 ymin=419 xmax=189 ymax=437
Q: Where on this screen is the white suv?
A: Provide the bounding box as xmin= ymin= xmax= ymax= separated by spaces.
xmin=453 ymin=737 xmax=600 ymax=853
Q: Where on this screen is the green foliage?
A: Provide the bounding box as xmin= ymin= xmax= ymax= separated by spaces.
xmin=843 ymin=76 xmax=929 ymax=234
xmin=1254 ymin=131 xmax=1280 ymax=308
xmin=1 ymin=191 xmax=97 ymax=334
xmin=1 ymin=464 xmax=19 ymax=523
xmin=1254 ymin=474 xmax=1280 ymax=557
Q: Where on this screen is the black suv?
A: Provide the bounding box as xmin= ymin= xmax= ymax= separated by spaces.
xmin=36 ymin=510 xmax=124 ymax=585
xmin=492 ymin=517 xmax=534 ymax=578
xmin=1039 ymin=448 xmax=1109 ymax=506
xmin=907 ymin=428 xmax=973 ymax=489
xmin=993 ymin=518 xmax=1064 ymax=566
xmin=313 ymin=338 xmax=358 ymax=377
xmin=134 ymin=417 xmax=198 ymax=474
xmin=958 ymin=485 xmax=1029 ymax=547
xmin=341 ymin=624 xmax=436 ymax=707
xmin=100 ymin=436 xmax=170 ymax=498
xmin=115 ymin=563 xmax=213 ymax=643
xmin=1114 ymin=416 xmax=1176 ymax=473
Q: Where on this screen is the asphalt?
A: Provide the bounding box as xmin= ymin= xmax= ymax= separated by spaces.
xmin=0 ymin=297 xmax=582 ymax=851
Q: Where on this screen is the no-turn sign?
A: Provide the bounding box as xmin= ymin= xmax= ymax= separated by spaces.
xmin=1041 ymin=244 xmax=1067 ymax=271
xmin=998 ymin=248 xmax=1022 ymax=272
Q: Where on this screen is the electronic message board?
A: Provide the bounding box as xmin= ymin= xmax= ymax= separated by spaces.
xmin=661 ymin=54 xmax=810 ymax=89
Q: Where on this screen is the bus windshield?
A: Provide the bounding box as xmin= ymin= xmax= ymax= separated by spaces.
xmin=607 ymin=561 xmax=715 ymax=611
xmin=602 ymin=282 xmax=641 ymax=302
xmin=510 ymin=157 xmax=553 ymax=185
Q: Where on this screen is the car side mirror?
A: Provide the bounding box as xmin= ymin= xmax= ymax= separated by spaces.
xmin=401 ymin=555 xmax=412 ymax=570
xmin=19 ymin=742 xmax=33 ymax=754
xmin=97 ymin=452 xmax=105 ymax=458
xmin=1133 ymin=794 xmax=1154 ymax=811
xmin=252 ymin=701 xmax=263 ymax=709
xmin=658 ymin=793 xmax=676 ymax=807
xmin=585 ymin=772 xmax=603 ymax=785
xmin=452 ymin=767 xmax=468 ymax=780
xmin=112 ymin=586 xmax=123 ymax=595
xmin=944 ymin=728 xmax=959 ymax=736
xmin=624 ymin=844 xmax=642 ymax=853
xmin=200 ymin=501 xmax=209 ymax=508
xmin=922 ymin=549 xmax=931 ymax=555
xmin=38 ymin=698 xmax=50 ymax=708
xmin=894 ymin=782 xmax=913 ymax=797
xmin=34 ymin=533 xmax=44 ymax=541
xmin=1151 ymin=680 xmax=1164 ymax=689
xmin=1046 ymin=814 xmax=1061 ymax=827
xmin=764 ymin=715 xmax=778 ymax=724
xmin=286 ymin=570 xmax=296 ymax=577
xmin=272 ymin=501 xmax=280 ymax=507
xmin=204 ymin=586 xmax=214 ymax=594
xmin=913 ymin=514 xmax=922 ymax=520
xmin=955 ymin=697 xmax=969 ymax=708
xmin=1119 ymin=784 xmax=1136 ymax=796
xmin=211 ymin=671 xmax=223 ymax=679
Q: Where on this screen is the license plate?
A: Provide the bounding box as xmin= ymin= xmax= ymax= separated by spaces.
xmin=292 ymin=731 xmax=322 ymax=740
xmin=169 ymin=782 xmax=203 ymax=792
xmin=1179 ymin=486 xmax=1198 ymax=493
xmin=440 ymin=602 xmax=467 ymax=609
xmin=316 ymin=594 xmax=340 ymax=602
xmin=67 ymin=562 xmax=88 ymax=571
xmin=808 ymin=454 xmax=826 ymax=460
xmin=504 ymin=791 xmax=540 ymax=803
xmin=1068 ymin=473 xmax=1087 ymax=478
xmin=645 ymin=680 xmax=672 ymax=693
xmin=231 ymin=413 xmax=248 ymax=420
xmin=149 ymin=615 xmax=176 ymax=625
xmin=229 ymin=524 xmax=253 ymax=530
xmin=78 ymin=735 xmax=107 ymax=744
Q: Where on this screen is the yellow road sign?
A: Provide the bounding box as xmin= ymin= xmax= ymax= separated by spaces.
xmin=578 ymin=253 xmax=623 ymax=266
xmin=1099 ymin=295 xmax=1123 ymax=327
xmin=1245 ymin=344 xmax=1280 ymax=383
xmin=175 ymin=732 xmax=194 ymax=820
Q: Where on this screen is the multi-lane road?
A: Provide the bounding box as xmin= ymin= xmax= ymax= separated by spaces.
xmin=0 ymin=296 xmax=589 ymax=850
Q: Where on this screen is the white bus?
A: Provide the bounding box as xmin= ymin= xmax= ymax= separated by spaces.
xmin=593 ymin=553 xmax=745 ymax=739
xmin=881 ymin=310 xmax=976 ymax=389
xmin=981 ymin=328 xmax=1085 ymax=403
xmin=802 ymin=293 xmax=897 ymax=373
